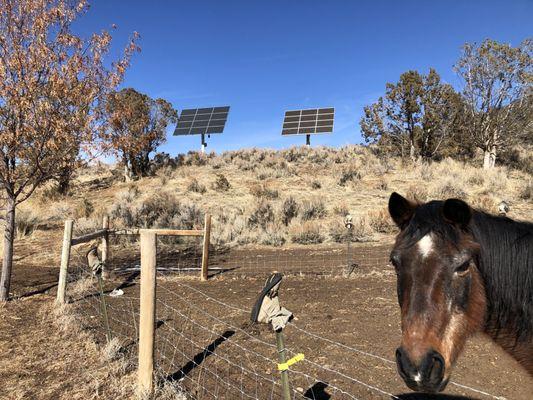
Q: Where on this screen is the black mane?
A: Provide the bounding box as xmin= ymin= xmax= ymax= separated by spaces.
xmin=470 ymin=211 xmax=533 ymax=341
xmin=403 ymin=201 xmax=533 ymax=342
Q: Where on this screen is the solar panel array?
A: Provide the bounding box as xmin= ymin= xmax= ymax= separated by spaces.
xmin=281 ymin=107 xmax=334 ymax=135
xmin=173 ymin=106 xmax=230 ymax=136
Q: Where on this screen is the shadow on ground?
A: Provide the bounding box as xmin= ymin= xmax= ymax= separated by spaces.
xmin=165 ymin=329 xmax=235 ymax=382
xmin=394 ymin=393 xmax=478 ymax=400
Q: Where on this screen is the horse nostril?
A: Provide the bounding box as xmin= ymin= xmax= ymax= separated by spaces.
xmin=396 ymin=347 xmax=416 ymax=381
xmin=427 ymin=351 xmax=445 ymax=384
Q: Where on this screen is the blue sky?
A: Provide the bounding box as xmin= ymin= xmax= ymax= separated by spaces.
xmin=75 ymin=1 xmax=532 ymax=154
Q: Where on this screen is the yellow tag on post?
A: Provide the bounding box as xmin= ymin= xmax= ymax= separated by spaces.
xmin=277 ymin=353 xmax=305 ymax=371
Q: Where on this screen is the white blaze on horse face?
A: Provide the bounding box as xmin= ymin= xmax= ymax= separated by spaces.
xmin=417 ymin=234 xmax=434 ymax=259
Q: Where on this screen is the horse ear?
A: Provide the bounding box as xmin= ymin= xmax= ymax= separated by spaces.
xmin=442 ymin=198 xmax=472 ymax=227
xmin=388 ymin=192 xmax=416 ymax=229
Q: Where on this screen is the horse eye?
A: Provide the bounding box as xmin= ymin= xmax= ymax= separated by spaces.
xmin=454 ymin=261 xmax=471 ymax=276
xmin=390 ymin=256 xmax=400 ymax=270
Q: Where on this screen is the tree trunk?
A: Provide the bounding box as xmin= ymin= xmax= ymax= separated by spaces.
xmin=0 ymin=196 xmax=16 ymax=301
xmin=56 ymin=166 xmax=72 ymax=195
xmin=409 ymin=141 xmax=416 ymax=162
xmin=483 ymin=145 xmax=497 ymax=169
xmin=124 ymin=159 xmax=132 ymax=182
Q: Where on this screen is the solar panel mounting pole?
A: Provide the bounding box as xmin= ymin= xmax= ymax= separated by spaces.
xmin=306 ymin=134 xmax=311 ymax=146
xmin=201 ymin=133 xmax=206 ymax=153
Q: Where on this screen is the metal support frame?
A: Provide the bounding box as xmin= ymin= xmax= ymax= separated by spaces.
xmin=201 ymin=133 xmax=207 ymax=153
xmin=305 ymin=134 xmax=311 ymax=146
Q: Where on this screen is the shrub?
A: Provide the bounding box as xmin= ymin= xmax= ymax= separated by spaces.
xmin=328 ymin=222 xmax=351 ymax=243
xmin=110 ymin=191 xmax=203 ymax=229
xmin=310 ymin=180 xmax=321 ymax=190
xmin=367 ymin=208 xmax=396 ymax=233
xmin=301 ymin=199 xmax=327 ymax=220
xmin=280 ymin=197 xmax=299 ymax=225
xmin=247 ymin=201 xmax=275 ymax=229
xmin=73 ymin=217 xmax=100 ymax=236
xmin=256 ymin=167 xmax=272 ymax=180
xmin=482 ymin=168 xmax=509 ymax=195
xmin=109 ymin=188 xmax=138 ymax=227
xmin=250 ymin=183 xmax=279 ymax=200
xmin=519 ymin=180 xmax=533 ymax=201
xmin=470 ymin=195 xmax=497 ymax=213
xmin=137 ymin=192 xmax=182 ymax=227
xmin=406 ymin=185 xmax=428 ymax=202
xmin=333 ymin=203 xmax=349 ymax=216
xmin=259 ymin=224 xmax=286 ymax=247
xmin=350 ymin=216 xmax=374 ymax=242
xmin=466 ymin=171 xmax=484 ymax=186
xmin=432 ymin=178 xmax=467 ymax=199
xmin=374 ymin=178 xmax=388 ymax=191
xmin=211 ymin=212 xmax=247 ymax=247
xmin=75 ymin=198 xmax=94 ymax=219
xmin=183 ymin=151 xmax=208 ymax=166
xmin=15 ymin=210 xmax=41 ymax=238
xmin=290 ymin=222 xmax=324 ymax=244
xmin=159 ymin=174 xmax=168 ymax=186
xmin=38 ymin=184 xmax=66 ymax=203
xmin=15 ymin=210 xmax=40 ymax=238
xmin=338 ymin=168 xmax=362 ymax=186
xmin=212 ymin=173 xmax=231 ymax=192
xmin=187 ymin=178 xmax=207 ymax=194
xmin=328 ymin=217 xmax=374 ymax=243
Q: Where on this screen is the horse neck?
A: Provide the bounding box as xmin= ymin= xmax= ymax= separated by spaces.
xmin=471 ymin=212 xmax=533 ymax=370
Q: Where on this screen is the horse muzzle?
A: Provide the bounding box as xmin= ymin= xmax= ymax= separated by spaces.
xmin=396 ymin=347 xmax=449 ymax=393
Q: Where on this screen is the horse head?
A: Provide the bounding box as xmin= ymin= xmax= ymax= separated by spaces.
xmin=388 ymin=192 xmax=487 ymax=392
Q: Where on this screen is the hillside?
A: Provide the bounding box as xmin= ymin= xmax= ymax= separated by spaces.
xmin=12 ymin=145 xmax=532 ymax=248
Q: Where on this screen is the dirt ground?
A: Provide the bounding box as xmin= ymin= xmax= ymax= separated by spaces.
xmin=2 ymin=237 xmax=532 ymax=400
xmin=70 ymin=242 xmax=532 ymax=400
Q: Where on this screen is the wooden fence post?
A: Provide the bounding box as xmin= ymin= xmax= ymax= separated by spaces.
xmin=201 ymin=213 xmax=211 ymax=281
xmin=56 ymin=220 xmax=74 ymax=304
xmin=138 ymin=231 xmax=157 ymax=395
xmin=101 ymin=215 xmax=109 ymax=280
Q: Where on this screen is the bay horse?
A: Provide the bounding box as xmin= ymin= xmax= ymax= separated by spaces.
xmin=388 ymin=192 xmax=533 ymax=392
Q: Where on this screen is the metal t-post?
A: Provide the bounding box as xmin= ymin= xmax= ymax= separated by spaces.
xmin=97 ymin=273 xmax=112 ymax=343
xmin=306 ymin=134 xmax=311 ymax=146
xmin=345 ymin=216 xmax=355 ymax=276
xmin=276 ymin=329 xmax=291 ymax=400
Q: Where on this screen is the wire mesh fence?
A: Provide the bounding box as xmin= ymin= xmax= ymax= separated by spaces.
xmin=60 ymin=224 xmax=504 ymax=400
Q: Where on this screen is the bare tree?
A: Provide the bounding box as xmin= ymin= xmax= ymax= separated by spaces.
xmin=454 ymin=38 xmax=532 ymax=168
xmin=0 ymin=0 xmax=139 ymax=300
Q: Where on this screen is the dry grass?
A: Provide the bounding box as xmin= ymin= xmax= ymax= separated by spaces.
xmin=21 ymin=145 xmax=532 ymax=249
xmin=15 ymin=209 xmax=41 ymax=238
xmin=0 ymin=297 xmax=138 ymax=400
xmin=289 ymin=221 xmax=324 ymax=244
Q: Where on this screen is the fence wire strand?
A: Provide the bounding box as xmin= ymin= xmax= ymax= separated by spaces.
xmin=62 ymin=230 xmax=504 ymax=400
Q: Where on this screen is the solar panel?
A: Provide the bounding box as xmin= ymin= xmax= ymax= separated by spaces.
xmin=173 ymin=106 xmax=230 ymax=136
xmin=281 ymin=108 xmax=334 ymax=135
